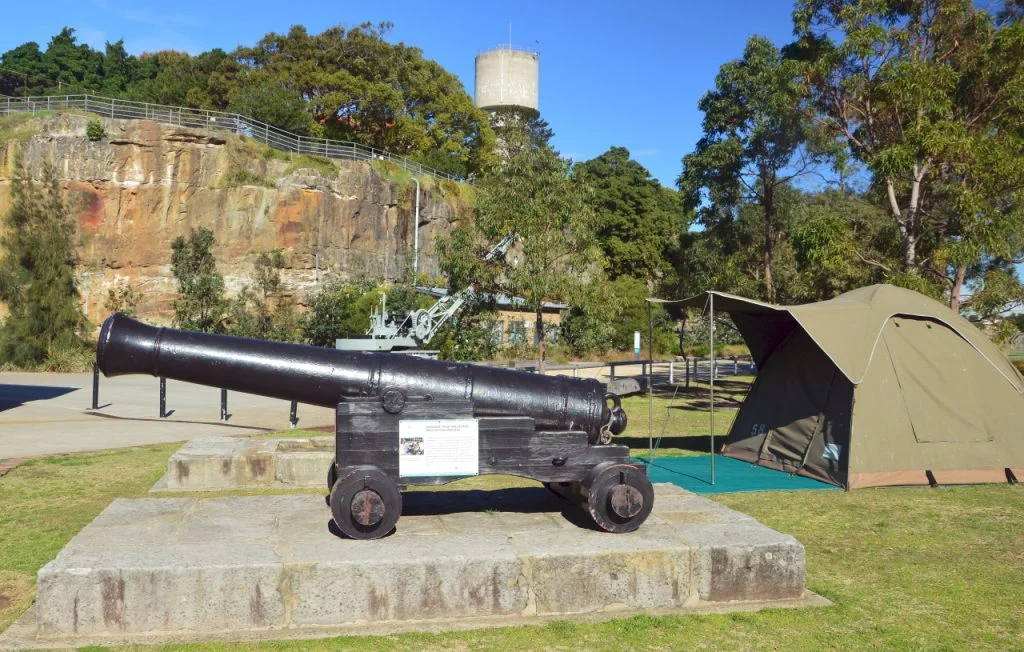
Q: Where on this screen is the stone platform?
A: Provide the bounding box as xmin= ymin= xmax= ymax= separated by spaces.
xmin=153 ymin=436 xmax=333 ymax=491
xmin=24 ymin=484 xmax=810 ymax=644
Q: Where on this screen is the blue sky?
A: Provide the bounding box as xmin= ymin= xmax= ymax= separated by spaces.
xmin=0 ymin=0 xmax=798 ymax=188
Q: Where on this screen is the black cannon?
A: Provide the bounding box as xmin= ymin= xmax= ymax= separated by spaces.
xmin=96 ymin=313 xmax=654 ymax=539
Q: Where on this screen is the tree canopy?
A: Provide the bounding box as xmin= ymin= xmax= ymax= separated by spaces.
xmin=791 ymin=0 xmax=1024 ymax=310
xmin=575 ymin=146 xmax=683 ymax=283
xmin=680 ymin=36 xmax=824 ymax=302
xmin=234 ymin=23 xmax=495 ymax=176
xmin=438 ymin=127 xmax=599 ymax=368
xmin=0 ymin=24 xmax=496 ymax=176
xmin=671 ymin=0 xmax=1024 ymax=332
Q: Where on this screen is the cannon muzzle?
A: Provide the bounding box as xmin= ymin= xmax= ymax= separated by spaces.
xmin=97 ymin=313 xmax=626 ymax=442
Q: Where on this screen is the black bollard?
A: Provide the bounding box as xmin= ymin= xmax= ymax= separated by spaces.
xmin=159 ymin=377 xmax=167 ymax=418
xmin=220 ymin=388 xmax=228 ymax=421
xmin=91 ymin=362 xmax=99 ymax=410
xmin=289 ymin=400 xmax=298 ymax=428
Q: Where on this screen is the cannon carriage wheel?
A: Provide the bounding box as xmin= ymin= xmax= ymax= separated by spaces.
xmin=582 ymin=462 xmax=654 ymax=534
xmin=329 ymin=465 xmax=402 ymax=540
xmin=327 ymin=462 xmax=338 ymax=491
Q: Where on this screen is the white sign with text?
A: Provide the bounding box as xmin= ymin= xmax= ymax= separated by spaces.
xmin=398 ymin=419 xmax=479 ymax=477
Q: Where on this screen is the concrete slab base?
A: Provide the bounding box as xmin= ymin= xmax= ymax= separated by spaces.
xmin=0 ymin=592 xmax=830 ymax=650
xmin=22 ymin=484 xmax=811 ymax=645
xmin=152 ymin=436 xmax=333 ymax=491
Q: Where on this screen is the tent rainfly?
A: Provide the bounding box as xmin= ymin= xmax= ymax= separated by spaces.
xmin=663 ymin=284 xmax=1024 ymax=489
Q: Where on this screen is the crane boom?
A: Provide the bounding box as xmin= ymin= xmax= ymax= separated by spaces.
xmin=335 ymin=234 xmax=517 ymax=353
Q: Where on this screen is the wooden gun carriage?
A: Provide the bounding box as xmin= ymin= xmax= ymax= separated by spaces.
xmin=97 ymin=314 xmax=654 ymax=539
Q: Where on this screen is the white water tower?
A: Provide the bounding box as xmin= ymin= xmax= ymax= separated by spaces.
xmin=474 ymin=47 xmax=539 ymax=110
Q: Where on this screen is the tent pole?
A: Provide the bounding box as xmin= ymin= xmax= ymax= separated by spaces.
xmin=710 ymin=293 xmax=715 ymax=485
xmin=647 ymin=300 xmax=654 ymax=462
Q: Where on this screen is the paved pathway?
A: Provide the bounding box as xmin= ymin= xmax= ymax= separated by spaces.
xmin=0 ymin=360 xmax=753 ymax=459
xmin=0 ymin=372 xmax=335 ymax=459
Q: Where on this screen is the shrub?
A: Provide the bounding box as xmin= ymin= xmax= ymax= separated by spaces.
xmin=432 ymin=311 xmax=501 ymax=362
xmin=561 ymin=277 xmax=677 ymax=357
xmin=103 ymin=281 xmax=142 ymax=318
xmin=86 ymin=120 xmax=105 ymax=141
xmin=170 ymin=227 xmax=226 ymax=332
xmin=40 ymin=342 xmax=95 ymax=372
xmin=225 ymin=169 xmax=275 ymax=188
xmin=302 ymin=281 xmax=373 ymax=346
xmin=0 ymin=157 xmax=87 ymax=367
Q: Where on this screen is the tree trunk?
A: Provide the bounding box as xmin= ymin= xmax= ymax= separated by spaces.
xmin=886 ymin=175 xmax=922 ymax=272
xmin=902 ymin=235 xmax=918 ymax=272
xmin=763 ymin=186 xmax=776 ymax=303
xmin=535 ymin=308 xmax=545 ymax=374
xmin=950 ymin=265 xmax=967 ymax=313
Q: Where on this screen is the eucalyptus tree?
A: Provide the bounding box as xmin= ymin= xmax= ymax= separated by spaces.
xmin=679 ymin=36 xmax=821 ymax=302
xmin=792 ymin=0 xmax=1024 ymax=310
xmin=437 ymin=128 xmax=598 ymax=369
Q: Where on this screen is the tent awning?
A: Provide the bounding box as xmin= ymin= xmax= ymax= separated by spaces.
xmin=647 ymin=291 xmax=779 ymax=316
xmin=649 ymin=285 xmax=1024 ymax=392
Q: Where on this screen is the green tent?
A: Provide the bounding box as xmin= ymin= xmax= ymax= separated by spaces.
xmin=674 ymin=285 xmax=1024 ymax=489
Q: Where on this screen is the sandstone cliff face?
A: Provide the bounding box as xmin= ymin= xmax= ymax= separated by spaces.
xmin=0 ymin=113 xmax=473 ymax=323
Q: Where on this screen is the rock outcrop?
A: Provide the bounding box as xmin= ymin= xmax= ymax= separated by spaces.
xmin=0 ymin=113 xmax=473 ymax=323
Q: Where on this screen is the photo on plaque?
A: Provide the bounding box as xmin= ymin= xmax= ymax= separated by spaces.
xmin=400 ymin=437 xmax=425 ymax=456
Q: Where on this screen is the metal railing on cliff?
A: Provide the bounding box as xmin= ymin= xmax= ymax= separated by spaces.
xmin=0 ymin=93 xmax=463 ymax=183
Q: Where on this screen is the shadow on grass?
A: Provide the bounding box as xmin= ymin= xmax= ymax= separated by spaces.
xmin=618 ymin=434 xmax=720 ymax=454
xmin=674 ymin=398 xmax=744 ymax=410
xmin=651 ymin=378 xmax=752 ymax=395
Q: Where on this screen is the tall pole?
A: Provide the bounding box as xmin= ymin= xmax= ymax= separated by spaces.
xmin=647 ymin=300 xmax=654 ymax=462
xmin=412 ymin=177 xmax=420 ymax=277
xmin=709 ymin=293 xmax=716 ymax=485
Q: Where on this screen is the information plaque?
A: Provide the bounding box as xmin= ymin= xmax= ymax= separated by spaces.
xmin=398 ymin=418 xmax=479 ymax=477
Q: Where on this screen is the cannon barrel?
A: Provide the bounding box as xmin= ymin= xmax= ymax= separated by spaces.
xmin=96 ymin=313 xmax=626 ymax=441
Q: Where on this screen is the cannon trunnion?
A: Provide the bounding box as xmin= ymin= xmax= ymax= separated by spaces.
xmin=97 ymin=313 xmax=654 ymax=539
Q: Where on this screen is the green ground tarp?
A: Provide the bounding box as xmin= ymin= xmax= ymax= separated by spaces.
xmin=636 ymin=455 xmax=837 ymax=495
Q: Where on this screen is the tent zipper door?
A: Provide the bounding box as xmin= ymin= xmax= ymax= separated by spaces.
xmin=756 ymin=412 xmax=822 ymax=471
xmin=756 ymin=362 xmax=840 ymax=472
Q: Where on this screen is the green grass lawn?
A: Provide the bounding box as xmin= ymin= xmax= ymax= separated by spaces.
xmin=618 ymin=376 xmax=753 ymax=457
xmin=2 ymin=383 xmax=1023 ymax=648
xmin=0 ymin=444 xmax=177 ymax=633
